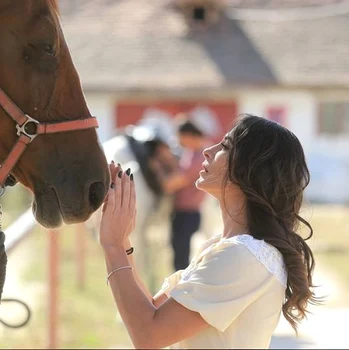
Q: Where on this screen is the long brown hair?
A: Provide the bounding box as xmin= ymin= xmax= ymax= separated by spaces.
xmin=224 ymin=114 xmax=321 ymax=332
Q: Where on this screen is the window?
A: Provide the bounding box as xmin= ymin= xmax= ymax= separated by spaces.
xmin=265 ymin=106 xmax=286 ymax=125
xmin=318 ymin=102 xmax=349 ymax=135
xmin=192 ymin=6 xmax=206 ymax=21
xmin=173 ymin=0 xmax=225 ymax=28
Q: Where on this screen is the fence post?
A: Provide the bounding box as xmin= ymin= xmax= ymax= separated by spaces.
xmin=48 ymin=230 xmax=59 ymax=349
xmin=76 ymin=224 xmax=86 ymax=290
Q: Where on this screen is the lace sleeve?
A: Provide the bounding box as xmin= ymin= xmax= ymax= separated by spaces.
xmin=232 ymin=234 xmax=288 ymax=288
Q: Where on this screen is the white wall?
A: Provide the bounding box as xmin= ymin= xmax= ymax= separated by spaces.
xmin=237 ymin=89 xmax=317 ymax=154
xmin=237 ymin=88 xmax=349 ymax=203
xmin=84 ymin=92 xmax=116 ymax=143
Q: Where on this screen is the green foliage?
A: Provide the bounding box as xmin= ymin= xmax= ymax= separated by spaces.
xmin=1 ymin=185 xmax=32 ymax=229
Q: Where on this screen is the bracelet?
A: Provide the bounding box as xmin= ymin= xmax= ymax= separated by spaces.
xmin=126 ymin=247 xmax=134 ymax=255
xmin=106 ymin=266 xmax=133 ymax=286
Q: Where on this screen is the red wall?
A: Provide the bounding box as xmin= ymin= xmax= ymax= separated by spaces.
xmin=116 ymin=101 xmax=237 ymax=142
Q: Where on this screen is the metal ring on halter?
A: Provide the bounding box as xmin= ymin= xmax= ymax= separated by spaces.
xmin=16 ymin=115 xmax=40 ymax=142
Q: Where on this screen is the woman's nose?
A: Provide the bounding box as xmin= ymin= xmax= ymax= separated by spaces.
xmin=203 ymin=147 xmax=211 ymax=159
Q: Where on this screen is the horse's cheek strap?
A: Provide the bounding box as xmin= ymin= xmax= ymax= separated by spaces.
xmin=0 ymin=135 xmax=31 ymax=187
xmin=0 ymin=230 xmax=7 ymax=303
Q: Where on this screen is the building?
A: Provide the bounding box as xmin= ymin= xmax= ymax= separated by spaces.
xmin=59 ymin=0 xmax=349 ymax=203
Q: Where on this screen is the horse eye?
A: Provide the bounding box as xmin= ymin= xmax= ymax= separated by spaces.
xmin=43 ymin=44 xmax=55 ymax=56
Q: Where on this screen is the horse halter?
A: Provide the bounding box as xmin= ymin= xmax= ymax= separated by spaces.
xmin=0 ymin=87 xmax=99 ymax=196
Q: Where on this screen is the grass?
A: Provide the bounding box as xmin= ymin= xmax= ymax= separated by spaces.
xmin=301 ymin=203 xmax=349 ymax=249
xmin=1 ymin=186 xmax=32 ymax=229
xmin=1 ymin=199 xmax=349 ymax=348
xmin=1 ymin=225 xmax=134 ymax=349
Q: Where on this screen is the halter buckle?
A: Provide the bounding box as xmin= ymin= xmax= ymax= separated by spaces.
xmin=16 ymin=115 xmax=40 ymax=142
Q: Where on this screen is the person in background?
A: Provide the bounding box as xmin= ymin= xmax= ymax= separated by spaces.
xmin=150 ymin=113 xmax=211 ymax=271
xmin=99 ymin=114 xmax=320 ymax=349
xmin=146 ymin=138 xmax=179 ymax=179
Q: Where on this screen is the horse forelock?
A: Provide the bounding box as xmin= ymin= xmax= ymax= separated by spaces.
xmin=27 ymin=0 xmax=62 ymax=53
xmin=23 ymin=0 xmax=60 ymax=19
xmin=44 ymin=0 xmax=62 ymax=51
xmin=47 ymin=0 xmax=60 ymax=15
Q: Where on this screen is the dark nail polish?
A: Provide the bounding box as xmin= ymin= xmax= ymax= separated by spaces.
xmin=110 ymin=182 xmax=115 ymax=189
xmin=117 ymin=163 xmax=121 ymax=166
xmin=126 ymin=168 xmax=131 ymax=176
xmin=118 ymin=171 xmax=123 ymax=178
xmin=111 ymin=160 xmax=115 ymax=164
xmin=130 ymin=174 xmax=134 ymax=181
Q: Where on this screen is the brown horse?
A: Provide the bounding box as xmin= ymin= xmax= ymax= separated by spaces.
xmin=0 ymin=0 xmax=110 ymax=300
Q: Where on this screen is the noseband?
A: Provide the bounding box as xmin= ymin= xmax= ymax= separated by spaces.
xmin=0 ymin=88 xmax=99 ymax=195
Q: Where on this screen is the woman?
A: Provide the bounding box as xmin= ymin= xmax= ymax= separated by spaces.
xmin=99 ymin=114 xmax=319 ymax=349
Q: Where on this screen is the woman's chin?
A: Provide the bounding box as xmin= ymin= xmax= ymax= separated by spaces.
xmin=196 ymin=175 xmax=220 ymax=198
xmin=195 ymin=176 xmax=206 ymax=191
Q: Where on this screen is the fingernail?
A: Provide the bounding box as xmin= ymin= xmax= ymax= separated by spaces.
xmin=111 ymin=160 xmax=115 ymax=164
xmin=117 ymin=163 xmax=121 ymax=166
xmin=126 ymin=168 xmax=131 ymax=176
xmin=118 ymin=171 xmax=123 ymax=178
xmin=130 ymin=174 xmax=134 ymax=181
xmin=110 ymin=182 xmax=115 ymax=189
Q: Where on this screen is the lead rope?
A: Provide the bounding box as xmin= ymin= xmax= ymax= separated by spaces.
xmin=0 ymin=188 xmax=31 ymax=329
xmin=0 ymin=186 xmax=4 ymax=228
xmin=0 ymin=187 xmax=6 ymax=304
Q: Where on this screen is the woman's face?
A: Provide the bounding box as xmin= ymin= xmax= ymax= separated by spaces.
xmin=196 ymin=134 xmax=231 ymax=198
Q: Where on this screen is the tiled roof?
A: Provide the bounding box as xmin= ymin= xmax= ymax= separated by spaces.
xmin=59 ymin=0 xmax=349 ymax=90
xmin=229 ymin=0 xmax=344 ymax=8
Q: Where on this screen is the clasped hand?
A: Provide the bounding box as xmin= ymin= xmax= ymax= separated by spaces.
xmin=99 ymin=162 xmax=136 ymax=251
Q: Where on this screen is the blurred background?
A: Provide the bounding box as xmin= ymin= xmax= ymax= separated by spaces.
xmin=1 ymin=0 xmax=349 ymax=348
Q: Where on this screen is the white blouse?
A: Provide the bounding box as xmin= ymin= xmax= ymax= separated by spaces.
xmin=161 ymin=234 xmax=287 ymax=349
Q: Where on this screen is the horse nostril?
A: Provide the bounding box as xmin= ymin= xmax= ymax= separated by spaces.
xmin=89 ymin=182 xmax=105 ymax=211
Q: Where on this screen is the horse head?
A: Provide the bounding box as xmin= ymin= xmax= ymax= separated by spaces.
xmin=0 ymin=0 xmax=110 ymax=228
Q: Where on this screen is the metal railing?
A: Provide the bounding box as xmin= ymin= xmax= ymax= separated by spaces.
xmin=4 ymin=208 xmax=36 ymax=253
xmin=1 ymin=208 xmax=36 ymax=330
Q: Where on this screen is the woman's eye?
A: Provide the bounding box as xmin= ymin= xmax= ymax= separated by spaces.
xmin=220 ymin=143 xmax=228 ymax=150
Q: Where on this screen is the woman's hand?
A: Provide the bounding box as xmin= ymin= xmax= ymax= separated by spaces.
xmin=99 ymin=162 xmax=136 ymax=252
